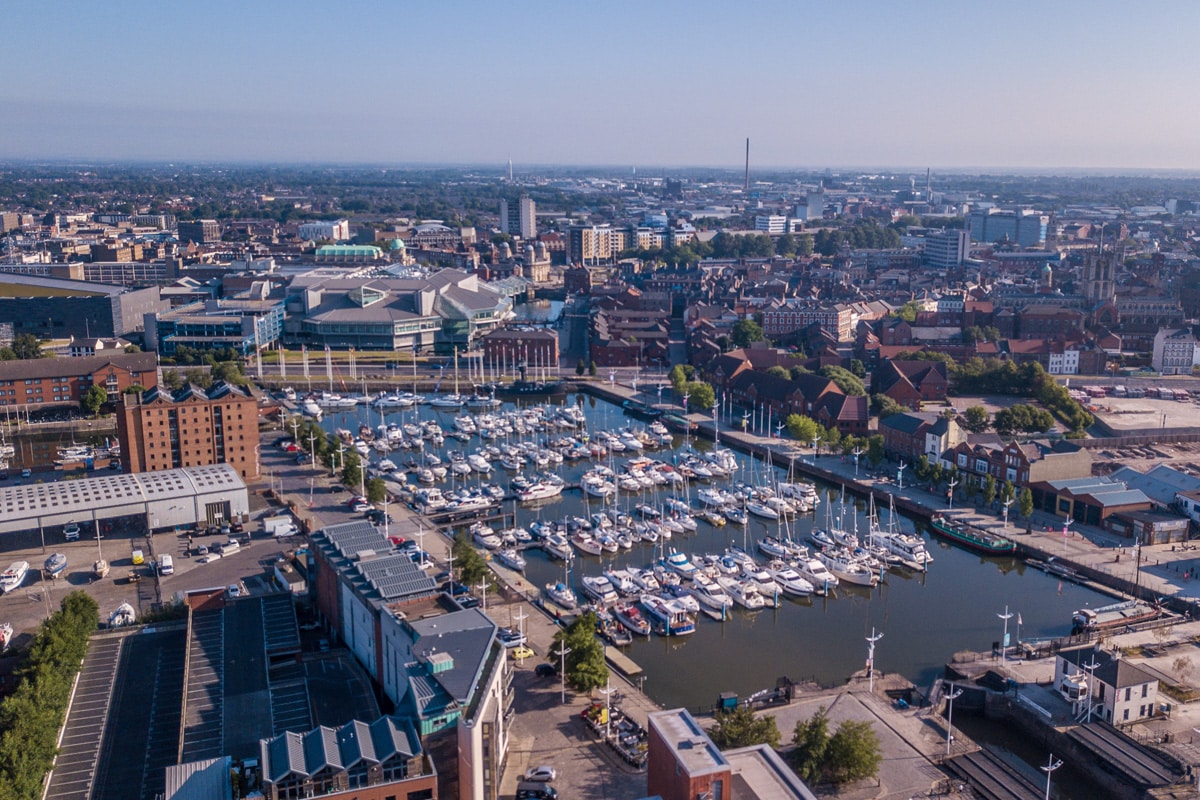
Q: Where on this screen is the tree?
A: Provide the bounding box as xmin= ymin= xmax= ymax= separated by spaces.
xmin=683 ymin=381 xmax=715 ymax=411
xmin=848 ymin=358 xmax=866 ymax=378
xmin=81 ymin=385 xmax=107 ymax=416
xmin=11 ymin=333 xmax=45 ymax=360
xmin=588 ymin=361 xmax=598 ymax=377
xmin=575 ymin=360 xmax=585 ymax=376
xmin=790 ymin=707 xmax=830 ymax=783
xmin=893 ymin=300 xmax=923 ymax=323
xmin=870 ymin=393 xmax=906 ymax=419
xmin=707 ymin=705 xmax=781 ymax=749
xmin=789 ymin=364 xmax=810 ymax=380
xmin=123 ymin=344 xmax=141 ymax=353
xmin=184 ymin=367 xmax=212 ymax=389
xmin=821 ymin=425 xmax=841 ymax=450
xmin=824 ymin=719 xmax=883 ymax=784
xmin=914 ymin=455 xmax=931 ymax=482
xmin=451 ymin=533 xmax=491 ymax=587
xmin=121 ymin=384 xmax=145 ymax=395
xmin=820 ymin=365 xmax=866 ymax=396
xmin=1019 ymin=487 xmax=1034 ymax=519
xmin=766 ymin=366 xmax=791 ymax=380
xmin=551 ymin=612 xmax=608 ymax=692
xmin=366 ymin=477 xmax=387 ymax=504
xmin=731 ymin=318 xmax=765 ymax=348
xmin=962 ymin=405 xmax=990 ymax=433
xmin=0 ymin=346 xmax=15 ymax=361
xmin=786 ymin=414 xmax=820 ymax=444
xmin=161 ymin=369 xmax=183 ymax=390
xmin=1001 ymin=479 xmax=1015 ymax=504
xmin=211 ymin=360 xmax=248 ymax=386
xmin=983 ymin=475 xmax=997 ymax=506
xmin=867 ymin=434 xmax=885 ymax=466
xmin=669 ymin=364 xmax=695 ymax=391
xmin=341 ymin=451 xmax=363 ymax=490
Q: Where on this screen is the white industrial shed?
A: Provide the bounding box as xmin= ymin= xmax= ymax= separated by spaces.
xmin=0 ymin=463 xmax=250 ymax=535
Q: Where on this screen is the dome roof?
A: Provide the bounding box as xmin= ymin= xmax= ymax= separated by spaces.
xmin=389 ymin=238 xmax=406 ymax=250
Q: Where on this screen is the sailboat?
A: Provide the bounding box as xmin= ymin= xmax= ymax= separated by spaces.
xmin=430 ymin=349 xmax=466 ymax=408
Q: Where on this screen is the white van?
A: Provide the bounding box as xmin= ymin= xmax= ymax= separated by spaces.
xmin=158 ymin=554 xmax=174 ymax=576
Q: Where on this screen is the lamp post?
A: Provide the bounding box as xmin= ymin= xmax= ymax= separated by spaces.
xmin=945 ymin=683 xmax=964 ymax=756
xmin=557 ymin=645 xmax=572 ymax=704
xmin=599 ymin=677 xmax=615 ymax=740
xmin=998 ymin=605 xmax=1014 ymax=662
xmin=852 ymin=446 xmax=864 ymax=478
xmin=947 ymin=477 xmax=959 ymax=511
xmin=1082 ymin=655 xmax=1101 ymax=723
xmin=1041 ymin=754 xmax=1063 ymax=800
xmin=865 ymin=628 xmax=883 ymax=693
xmin=811 ymin=434 xmax=820 ymax=458
xmin=897 ymin=461 xmax=907 ymax=490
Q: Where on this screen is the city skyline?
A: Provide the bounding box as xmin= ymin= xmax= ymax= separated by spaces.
xmin=3 ymin=1 xmax=1200 ymax=170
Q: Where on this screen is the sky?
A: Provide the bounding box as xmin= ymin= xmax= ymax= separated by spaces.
xmin=3 ymin=1 xmax=1199 ymax=171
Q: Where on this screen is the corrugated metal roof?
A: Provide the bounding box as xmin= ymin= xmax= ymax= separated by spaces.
xmin=162 ymin=756 xmax=233 ymax=800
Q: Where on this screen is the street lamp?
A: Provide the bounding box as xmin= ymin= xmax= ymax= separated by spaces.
xmin=1041 ymin=754 xmax=1063 ymax=800
xmin=897 ymin=461 xmax=907 ymax=490
xmin=1082 ymin=655 xmax=1101 ymax=723
xmin=997 ymin=605 xmax=1014 ymax=662
xmin=945 ymin=683 xmax=964 ymax=756
xmin=865 ymin=628 xmax=883 ymax=693
xmin=811 ymin=434 xmax=819 ymax=458
xmin=556 ymin=645 xmax=572 ymax=704
xmin=1002 ymin=497 xmax=1015 ymax=529
xmin=599 ymin=677 xmax=615 ymax=740
xmin=947 ymin=477 xmax=959 ymax=511
xmin=852 ymin=446 xmax=864 ymax=478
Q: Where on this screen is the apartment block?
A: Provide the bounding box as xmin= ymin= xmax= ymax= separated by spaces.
xmin=117 ymin=382 xmax=260 ymax=479
xmin=0 ymin=351 xmax=158 ymax=409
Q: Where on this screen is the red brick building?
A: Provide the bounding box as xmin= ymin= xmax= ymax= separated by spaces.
xmin=480 ymin=328 xmax=559 ymax=369
xmin=0 ymin=351 xmax=158 ymax=410
xmin=872 ymin=360 xmax=949 ymax=406
xmin=117 ymin=382 xmax=260 ymax=480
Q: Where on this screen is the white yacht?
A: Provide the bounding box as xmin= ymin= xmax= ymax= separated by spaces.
xmin=688 ymin=574 xmax=732 ymax=612
xmin=581 ymin=575 xmax=619 ymax=605
xmin=717 ymin=575 xmax=767 ymax=610
xmin=816 ymin=548 xmax=879 ymax=587
xmin=765 ymin=561 xmax=815 ymax=596
xmin=794 ymin=557 xmax=839 ymax=594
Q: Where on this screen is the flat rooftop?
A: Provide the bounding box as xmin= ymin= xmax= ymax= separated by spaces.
xmin=648 ymin=708 xmax=728 ymax=777
xmin=1090 ymin=395 xmax=1200 ymax=433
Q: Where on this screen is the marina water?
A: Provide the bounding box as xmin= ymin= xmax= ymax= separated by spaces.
xmin=315 ymin=391 xmax=1113 ymax=711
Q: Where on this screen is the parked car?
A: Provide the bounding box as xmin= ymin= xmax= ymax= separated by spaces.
xmin=510 ymin=644 xmax=534 ymax=660
xmin=534 ymin=663 xmax=558 ymax=678
xmin=498 ymin=628 xmax=527 ymax=648
xmin=63 ymin=522 xmax=81 ymax=541
xmin=458 ymin=595 xmax=481 ymax=609
xmin=194 ymin=543 xmax=209 ymax=556
xmin=516 ymin=782 xmax=558 ymax=800
xmin=522 ymin=766 xmax=557 ymax=783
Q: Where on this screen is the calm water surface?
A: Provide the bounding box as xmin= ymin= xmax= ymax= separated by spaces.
xmin=318 ymin=393 xmax=1112 ymax=712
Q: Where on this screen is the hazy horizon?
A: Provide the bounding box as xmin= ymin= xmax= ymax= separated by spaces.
xmin=5 ymin=1 xmax=1199 ymax=171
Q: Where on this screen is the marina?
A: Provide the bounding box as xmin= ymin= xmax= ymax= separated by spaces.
xmin=304 ymin=389 xmax=1117 ymax=711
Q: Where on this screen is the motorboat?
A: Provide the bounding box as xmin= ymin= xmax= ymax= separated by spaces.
xmin=663 ymin=549 xmax=698 ymax=581
xmin=688 ymin=574 xmax=732 ymax=612
xmin=816 ymin=548 xmax=879 ymax=587
xmin=542 ymin=533 xmax=574 ymax=561
xmin=717 ymin=575 xmax=767 ymax=610
xmin=315 ymin=391 xmax=358 ymax=409
xmin=471 ymin=524 xmax=502 ymax=550
xmin=794 ymin=557 xmax=838 ymax=594
xmin=612 ymin=602 xmax=652 ymax=636
xmin=740 ymin=564 xmax=781 ymax=605
xmin=92 ymin=559 xmax=110 ymax=579
xmin=765 ymin=561 xmax=815 ymax=596
xmin=603 ymin=568 xmax=638 ymax=595
xmin=631 ymin=568 xmax=661 ymax=592
xmin=639 ymin=594 xmax=696 ymax=636
xmin=571 ymin=532 xmax=603 ymax=556
xmin=661 ymin=584 xmax=702 ymax=614
xmin=581 ymin=575 xmax=619 ymax=605
xmin=518 ymin=481 xmax=564 ymax=502
xmin=467 ymin=454 xmax=492 ymax=473
xmin=108 ymin=602 xmax=136 ymax=628
xmin=429 ymin=394 xmax=466 ymax=409
xmin=758 ymin=536 xmax=792 ymax=560
xmin=494 ymin=549 xmax=526 ymax=572
xmin=0 ymin=561 xmax=29 ymax=593
xmin=301 ymin=398 xmax=323 ymax=417
xmin=701 ymin=510 xmax=726 ymax=527
xmin=43 ymin=553 xmax=67 ymax=579
xmin=545 ymin=582 xmax=578 ymax=609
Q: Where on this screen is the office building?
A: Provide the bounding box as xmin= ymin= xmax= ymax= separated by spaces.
xmin=754 ymin=214 xmax=787 ymax=234
xmin=299 ymin=219 xmax=352 ymax=241
xmin=117 ymin=382 xmax=261 ymax=480
xmin=499 ymin=194 xmax=536 ymax=240
xmin=967 ymin=208 xmax=1049 ymax=246
xmin=0 ymin=274 xmax=169 ymax=339
xmin=0 ymin=350 xmax=158 ymax=409
xmin=177 ymin=219 xmax=221 ymax=244
xmin=922 ymin=228 xmax=969 ymax=269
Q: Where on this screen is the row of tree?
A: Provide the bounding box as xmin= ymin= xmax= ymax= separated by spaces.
xmin=784 ymin=414 xmax=886 ymax=464
xmin=0 ymin=592 xmax=100 ymax=799
xmin=913 ymin=456 xmax=1035 ymax=517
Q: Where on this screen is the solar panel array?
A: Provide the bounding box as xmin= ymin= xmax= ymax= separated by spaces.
xmin=357 ymin=555 xmax=437 ymax=600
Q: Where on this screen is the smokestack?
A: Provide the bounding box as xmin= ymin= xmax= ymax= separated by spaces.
xmin=744 ymin=138 xmax=750 ymax=192
xmin=508 ymin=159 xmax=513 ymax=182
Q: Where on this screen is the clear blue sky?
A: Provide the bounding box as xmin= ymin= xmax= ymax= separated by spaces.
xmin=4 ymin=1 xmax=1198 ymax=170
